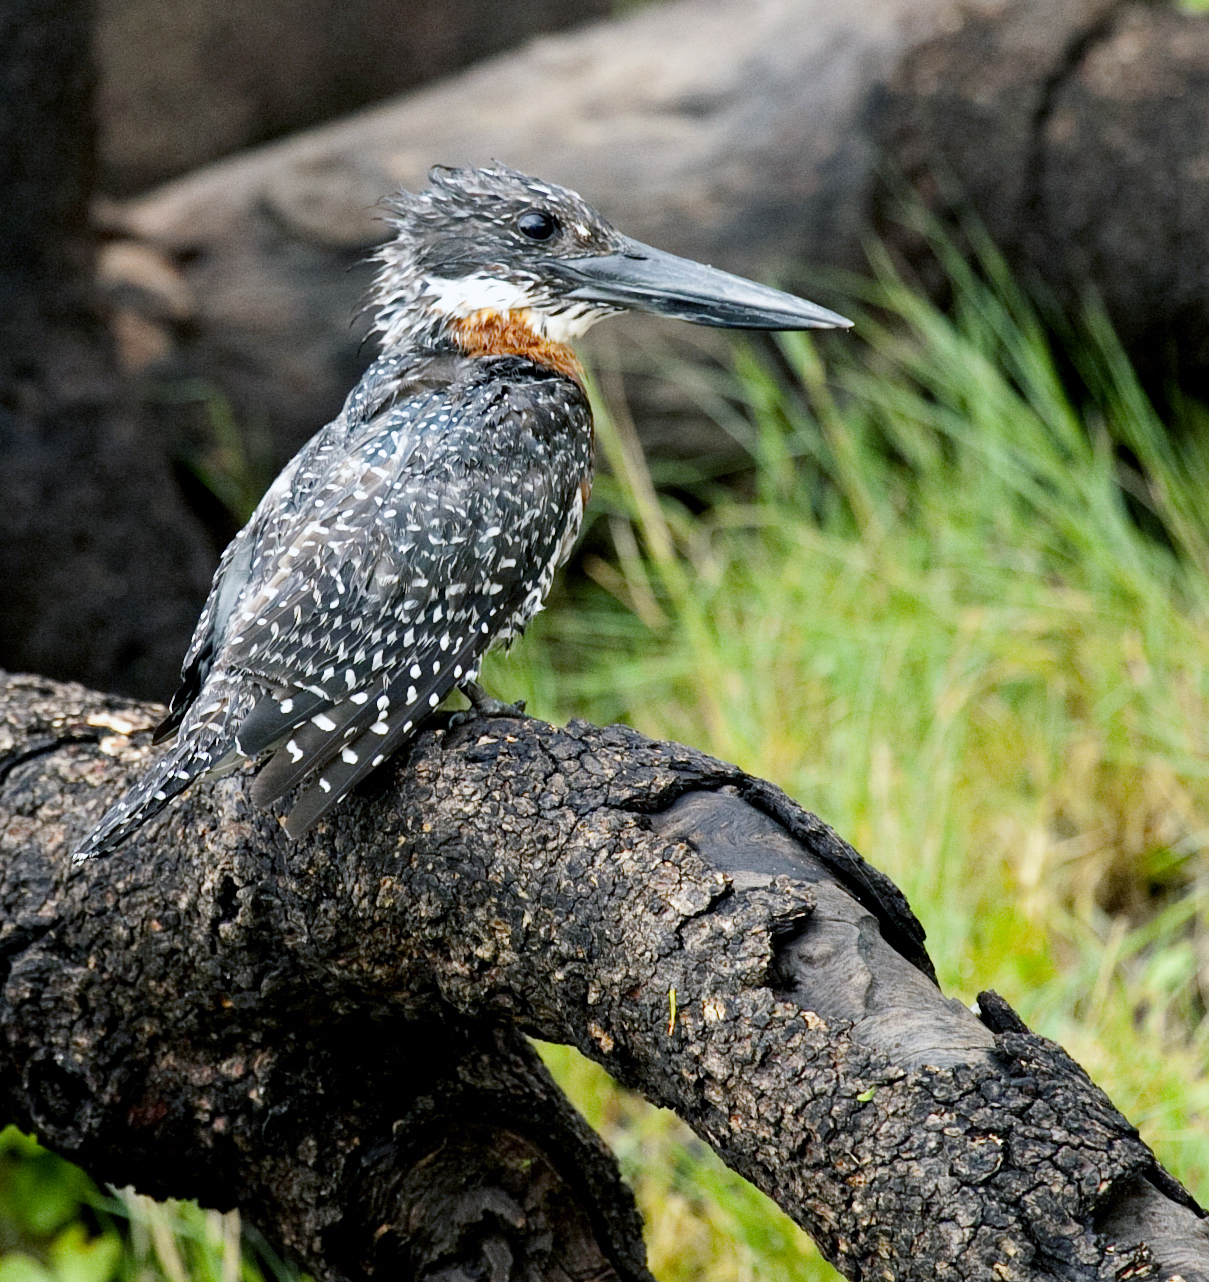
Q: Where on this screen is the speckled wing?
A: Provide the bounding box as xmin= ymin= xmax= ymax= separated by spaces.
xmin=218 ymin=361 xmax=593 ymax=834
xmin=150 ymin=368 xmax=397 ymax=746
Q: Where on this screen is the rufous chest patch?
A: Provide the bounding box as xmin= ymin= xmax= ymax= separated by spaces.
xmin=451 ymin=310 xmax=585 ymax=383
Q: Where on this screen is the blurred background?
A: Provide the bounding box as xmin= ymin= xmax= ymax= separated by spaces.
xmin=3 ymin=0 xmax=1209 ymax=1277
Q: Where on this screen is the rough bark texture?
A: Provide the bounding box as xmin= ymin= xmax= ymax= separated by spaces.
xmin=101 ymin=0 xmax=1209 ymax=474
xmin=3 ymin=671 xmax=1207 ymax=1281
xmin=0 ymin=0 xmax=215 ymax=699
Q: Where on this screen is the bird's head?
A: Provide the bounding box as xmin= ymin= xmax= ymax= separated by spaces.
xmin=371 ymin=164 xmax=851 ymax=359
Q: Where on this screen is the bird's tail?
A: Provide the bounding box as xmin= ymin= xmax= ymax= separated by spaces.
xmin=73 ymin=740 xmax=207 ymax=861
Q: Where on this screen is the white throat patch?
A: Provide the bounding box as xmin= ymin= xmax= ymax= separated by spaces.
xmin=425 ymin=273 xmax=537 ymax=318
xmin=423 ymin=273 xmax=612 ymax=342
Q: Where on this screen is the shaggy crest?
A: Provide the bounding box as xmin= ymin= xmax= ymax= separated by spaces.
xmin=371 ymin=165 xmax=624 ymax=350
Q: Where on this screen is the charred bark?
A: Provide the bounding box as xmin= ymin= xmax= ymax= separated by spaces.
xmin=2 ymin=672 xmax=1206 ymax=1281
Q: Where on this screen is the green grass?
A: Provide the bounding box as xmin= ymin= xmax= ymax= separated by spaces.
xmin=6 ymin=233 xmax=1209 ymax=1279
xmin=0 ymin=1130 xmax=292 ymax=1282
xmin=495 ymin=232 xmax=1209 ymax=1271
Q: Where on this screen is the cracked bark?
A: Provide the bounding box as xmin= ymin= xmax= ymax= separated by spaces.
xmin=2 ymin=672 xmax=1207 ymax=1281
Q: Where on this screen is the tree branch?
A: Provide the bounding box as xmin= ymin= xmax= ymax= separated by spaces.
xmin=2 ymin=671 xmax=1206 ymax=1281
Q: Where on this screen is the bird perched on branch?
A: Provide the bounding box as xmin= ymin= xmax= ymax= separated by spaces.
xmin=75 ymin=164 xmax=850 ymax=859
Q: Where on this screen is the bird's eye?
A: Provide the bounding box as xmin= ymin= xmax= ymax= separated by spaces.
xmin=517 ymin=210 xmax=557 ymax=241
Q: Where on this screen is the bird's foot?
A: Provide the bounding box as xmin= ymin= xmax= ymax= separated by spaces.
xmin=448 ymin=681 xmax=526 ymax=729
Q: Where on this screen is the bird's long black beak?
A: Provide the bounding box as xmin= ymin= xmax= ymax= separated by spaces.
xmin=556 ymin=235 xmax=852 ymax=330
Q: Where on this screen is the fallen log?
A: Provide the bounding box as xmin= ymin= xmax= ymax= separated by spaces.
xmin=105 ymin=0 xmax=1209 ymax=466
xmin=3 ymin=671 xmax=1206 ymax=1281
xmin=94 ymin=0 xmax=611 ymax=196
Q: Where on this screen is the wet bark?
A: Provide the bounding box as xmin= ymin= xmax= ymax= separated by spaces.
xmin=3 ymin=671 xmax=1207 ymax=1282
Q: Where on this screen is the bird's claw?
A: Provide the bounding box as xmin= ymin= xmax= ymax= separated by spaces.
xmin=453 ymin=681 xmax=527 ymax=726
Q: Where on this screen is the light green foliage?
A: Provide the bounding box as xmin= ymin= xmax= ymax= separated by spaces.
xmin=497 ymin=228 xmax=1209 ymax=1267
xmin=0 ymin=1133 xmax=117 ymax=1282
xmin=0 ymin=1129 xmax=121 ymax=1282
xmin=0 ymin=1130 xmax=295 ymax=1282
xmin=0 ymin=1130 xmax=97 ymax=1243
xmin=6 ymin=235 xmax=1209 ymax=1278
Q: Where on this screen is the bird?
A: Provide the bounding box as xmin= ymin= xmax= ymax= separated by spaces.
xmin=74 ymin=164 xmax=851 ymax=859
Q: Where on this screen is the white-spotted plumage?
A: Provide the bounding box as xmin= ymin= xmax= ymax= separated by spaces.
xmin=75 ymin=345 xmax=592 ymax=857
xmin=75 ymin=162 xmax=849 ymax=858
